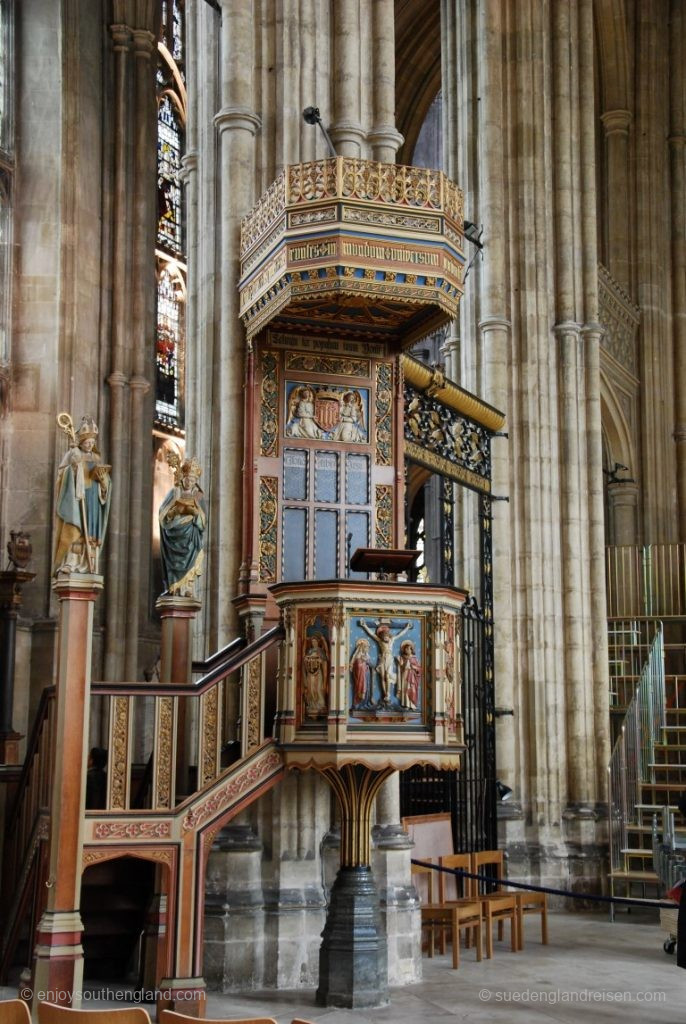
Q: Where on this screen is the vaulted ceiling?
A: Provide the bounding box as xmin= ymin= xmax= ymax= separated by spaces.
xmin=394 ymin=0 xmax=442 ymax=164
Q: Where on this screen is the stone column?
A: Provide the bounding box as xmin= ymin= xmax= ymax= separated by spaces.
xmin=32 ymin=574 xmax=102 ymax=1008
xmin=0 ymin=569 xmax=34 ymax=763
xmin=371 ymin=773 xmax=420 ymax=985
xmin=669 ymin=0 xmax=686 ymax=542
xmin=204 ymin=823 xmax=265 ymax=989
xmin=105 ymin=20 xmax=132 ymax=682
xmin=368 ymin=0 xmax=403 ymax=162
xmin=636 ymin=0 xmax=677 ymax=541
xmin=472 ymin=0 xmax=516 ymax=813
xmin=608 ymin=481 xmax=639 ymax=545
xmin=211 ymin=0 xmax=260 ymax=646
xmin=330 ymin=0 xmax=366 ymax=156
xmin=600 ymin=108 xmax=632 ymax=293
xmin=124 ymin=25 xmax=156 ymax=680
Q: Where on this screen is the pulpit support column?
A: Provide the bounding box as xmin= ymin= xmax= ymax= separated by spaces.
xmin=316 ymin=764 xmax=394 ymax=1009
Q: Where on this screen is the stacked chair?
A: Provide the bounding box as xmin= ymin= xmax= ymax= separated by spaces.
xmin=411 ymin=860 xmax=483 ymax=968
xmin=412 ymin=849 xmax=549 ymax=967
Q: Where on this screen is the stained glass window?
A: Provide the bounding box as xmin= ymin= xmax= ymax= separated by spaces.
xmin=155 ymin=265 xmax=184 ymax=425
xmin=157 ymin=95 xmax=183 ymax=258
xmin=155 ymin=0 xmax=186 ymax=430
xmin=161 ymin=0 xmax=184 ymax=68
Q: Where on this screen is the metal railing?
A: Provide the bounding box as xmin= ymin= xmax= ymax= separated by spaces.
xmin=608 ymin=622 xmax=665 ymax=880
xmin=607 ymin=544 xmax=686 ymax=617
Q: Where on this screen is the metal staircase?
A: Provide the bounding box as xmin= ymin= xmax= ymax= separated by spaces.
xmin=608 ymin=618 xmax=686 ymax=913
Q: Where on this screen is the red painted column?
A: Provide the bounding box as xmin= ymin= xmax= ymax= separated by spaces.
xmin=32 ymin=574 xmax=102 ymax=1007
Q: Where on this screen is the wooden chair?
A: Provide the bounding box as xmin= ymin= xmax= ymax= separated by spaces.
xmin=411 ymin=861 xmax=483 ymax=968
xmin=0 ymin=1001 xmax=32 ymax=1024
xmin=515 ymin=886 xmax=548 ymax=950
xmin=438 ymin=852 xmax=480 ymax=949
xmin=37 ymin=1006 xmax=151 ymax=1024
xmin=160 ymin=1014 xmax=277 ymax=1024
xmin=470 ymin=850 xmax=519 ymax=957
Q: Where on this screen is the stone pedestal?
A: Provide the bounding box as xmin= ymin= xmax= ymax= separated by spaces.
xmin=316 ymin=868 xmax=389 ymax=1009
xmin=32 ymin=574 xmax=102 ymax=1007
xmin=0 ymin=569 xmax=35 ymax=764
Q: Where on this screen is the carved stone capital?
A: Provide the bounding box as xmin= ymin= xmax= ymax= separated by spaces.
xmin=600 ymin=108 xmax=632 ymax=136
xmin=109 ymin=23 xmax=132 ymax=50
xmin=328 ymin=121 xmax=367 ymax=149
xmin=367 ymin=125 xmax=404 ymax=154
xmin=478 ymin=315 xmax=511 ymax=333
xmin=107 ymin=370 xmax=129 ymax=389
xmin=607 ymin=480 xmax=639 ymax=505
xmin=132 ymin=28 xmax=155 ymax=57
xmin=553 ymin=320 xmax=582 ymax=338
xmin=213 ymin=106 xmax=262 ymax=136
xmin=179 ymin=151 xmax=198 ymax=184
xmin=129 ymin=374 xmax=151 ymax=394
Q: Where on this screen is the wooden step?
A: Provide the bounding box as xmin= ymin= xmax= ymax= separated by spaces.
xmin=609 ymin=869 xmax=659 ymax=881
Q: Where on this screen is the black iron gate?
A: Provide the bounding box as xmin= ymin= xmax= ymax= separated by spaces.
xmin=400 ymin=364 xmax=499 ymax=852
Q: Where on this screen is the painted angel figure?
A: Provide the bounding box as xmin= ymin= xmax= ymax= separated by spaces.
xmin=285 ymin=385 xmax=322 ymax=439
xmin=159 ymin=454 xmax=207 ymax=598
xmin=358 ymin=618 xmax=412 ymax=704
xmin=331 ymin=390 xmax=366 ymax=443
xmin=303 ymin=632 xmax=329 ymax=717
xmin=53 ymin=413 xmax=111 ymax=575
xmin=396 ymin=639 xmax=421 ymax=710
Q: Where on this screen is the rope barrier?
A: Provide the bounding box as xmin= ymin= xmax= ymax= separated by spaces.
xmin=411 ymin=858 xmax=678 ymax=911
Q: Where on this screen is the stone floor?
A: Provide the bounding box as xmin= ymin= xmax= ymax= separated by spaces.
xmin=202 ymin=911 xmax=682 ymax=1024
xmin=3 ymin=911 xmax=682 ymax=1023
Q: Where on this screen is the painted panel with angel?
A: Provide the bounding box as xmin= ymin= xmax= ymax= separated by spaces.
xmin=285 ymin=381 xmax=369 ymax=443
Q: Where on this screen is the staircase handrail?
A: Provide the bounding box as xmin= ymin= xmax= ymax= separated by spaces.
xmin=5 ymin=685 xmax=55 ymax=830
xmin=608 ymin=621 xmax=665 ymax=874
xmin=191 ymin=635 xmax=245 ymax=673
xmin=91 ymin=624 xmax=284 ymax=696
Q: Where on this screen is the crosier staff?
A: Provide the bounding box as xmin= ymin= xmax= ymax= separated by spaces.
xmin=56 ymin=411 xmax=95 ymax=573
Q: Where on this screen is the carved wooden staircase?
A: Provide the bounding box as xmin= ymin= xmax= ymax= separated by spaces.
xmin=0 ymin=625 xmax=286 ymax=986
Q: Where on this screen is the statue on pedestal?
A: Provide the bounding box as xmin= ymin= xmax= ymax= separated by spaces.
xmin=53 ymin=413 xmax=111 ymax=576
xmin=159 ymin=453 xmax=207 ymax=598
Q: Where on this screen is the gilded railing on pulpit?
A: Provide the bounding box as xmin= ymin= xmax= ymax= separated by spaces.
xmin=240 ymin=157 xmax=464 ymax=257
xmin=91 ymin=625 xmax=284 ymax=812
xmin=0 ymin=686 xmax=55 ymax=973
